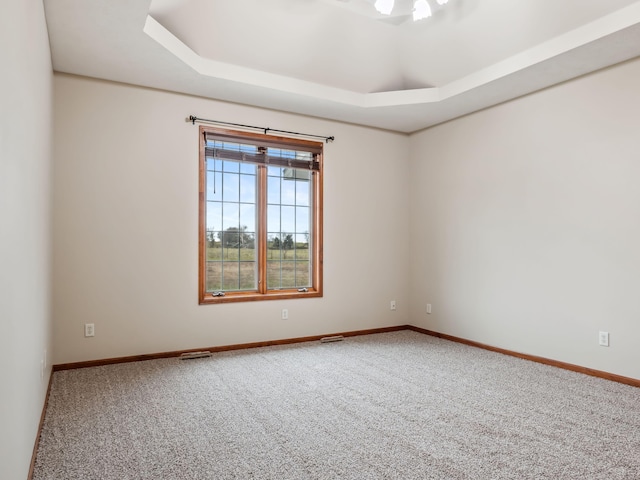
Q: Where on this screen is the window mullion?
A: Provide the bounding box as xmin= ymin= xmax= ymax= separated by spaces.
xmin=257 ymin=165 xmax=268 ymax=294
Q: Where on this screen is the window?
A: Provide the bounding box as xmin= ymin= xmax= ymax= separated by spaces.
xmin=199 ymin=127 xmax=323 ymax=304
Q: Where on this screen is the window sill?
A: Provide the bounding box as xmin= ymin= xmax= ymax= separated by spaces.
xmin=199 ymin=289 xmax=322 ymax=305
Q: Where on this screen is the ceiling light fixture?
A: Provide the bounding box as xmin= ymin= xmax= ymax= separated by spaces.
xmin=374 ymin=0 xmax=394 ymax=15
xmin=413 ymin=0 xmax=432 ymax=21
xmin=374 ymin=0 xmax=450 ymax=21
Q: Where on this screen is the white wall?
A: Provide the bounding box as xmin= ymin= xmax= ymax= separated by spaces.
xmin=0 ymin=0 xmax=53 ymax=478
xmin=52 ymin=74 xmax=410 ymax=364
xmin=409 ymin=58 xmax=640 ymax=380
xmin=51 ymin=20 xmax=640 ymax=382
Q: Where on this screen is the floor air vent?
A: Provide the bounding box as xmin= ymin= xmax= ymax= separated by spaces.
xmin=320 ymin=335 xmax=344 ymax=343
xmin=179 ymin=351 xmax=212 ymax=360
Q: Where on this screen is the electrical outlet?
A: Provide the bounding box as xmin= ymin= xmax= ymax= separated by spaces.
xmin=282 ymin=309 xmax=288 ymax=320
xmin=390 ymin=300 xmax=396 ymax=311
xmin=85 ymin=323 xmax=95 ymax=337
xmin=426 ymin=304 xmax=432 ymax=314
xmin=599 ymin=331 xmax=609 ymax=347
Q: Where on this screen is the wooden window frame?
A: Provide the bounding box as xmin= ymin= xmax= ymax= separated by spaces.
xmin=199 ymin=126 xmax=323 ymax=304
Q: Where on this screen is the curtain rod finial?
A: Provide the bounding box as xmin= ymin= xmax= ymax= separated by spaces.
xmin=189 ymin=115 xmax=197 ymax=125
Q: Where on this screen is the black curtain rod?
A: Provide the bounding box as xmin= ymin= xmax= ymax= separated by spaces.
xmin=188 ymin=115 xmax=335 ymax=143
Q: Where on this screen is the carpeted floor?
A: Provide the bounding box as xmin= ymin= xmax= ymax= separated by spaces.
xmin=33 ymin=331 xmax=640 ymax=479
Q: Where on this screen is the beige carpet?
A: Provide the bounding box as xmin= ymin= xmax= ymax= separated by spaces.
xmin=33 ymin=331 xmax=640 ymax=479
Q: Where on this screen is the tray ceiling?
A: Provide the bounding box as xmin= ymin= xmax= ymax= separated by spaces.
xmin=44 ymin=0 xmax=640 ymax=132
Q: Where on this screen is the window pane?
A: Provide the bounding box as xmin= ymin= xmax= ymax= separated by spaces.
xmin=241 ymin=243 xmax=256 ymax=261
xmin=268 ymin=235 xmax=281 ymax=261
xmin=296 ymin=261 xmax=310 ymax=286
xmin=240 ymin=162 xmax=255 ymax=174
xmin=207 ymin=246 xmax=220 ymax=259
xmin=267 ymin=166 xmax=280 ymax=177
xmin=206 ymin=158 xmax=222 ymax=172
xmin=295 ymin=244 xmax=309 ymax=260
xmin=206 ymin=261 xmax=222 ymax=292
xmin=267 ymin=176 xmax=280 ymax=205
xmin=221 ymin=229 xmax=253 ymax=250
xmin=267 ymin=205 xmax=280 ymax=232
xmin=206 ymin=202 xmax=222 ymax=232
xmin=239 ymin=173 xmax=256 ymax=203
xmin=222 ymin=173 xmax=239 ymax=202
xmin=222 ymin=261 xmax=240 ymax=290
xmin=239 ymin=262 xmax=256 ymax=290
xmin=243 ymin=233 xmax=255 ymax=253
xmin=240 ymin=205 xmax=256 ymax=233
xmin=267 ymin=261 xmax=281 ymax=289
xmin=280 ymin=234 xmax=295 ymax=259
xmin=206 ymin=172 xmax=222 ymax=201
xmin=206 ymin=240 xmax=222 ymax=260
xmin=281 ymin=206 xmax=295 ymax=232
xmin=222 ymin=203 xmax=240 ymax=230
xmin=222 ymin=160 xmax=239 ymax=173
xmin=280 ymin=261 xmax=296 ymax=289
xmin=296 ymin=180 xmax=310 ymax=206
xmin=281 ymin=178 xmax=296 ymax=206
xmin=219 ymin=246 xmax=236 ymax=260
xmin=296 ymin=206 xmax=309 ymax=234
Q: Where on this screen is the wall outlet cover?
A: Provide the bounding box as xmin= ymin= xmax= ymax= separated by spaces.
xmin=598 ymin=331 xmax=609 ymax=347
xmin=85 ymin=323 xmax=95 ymax=337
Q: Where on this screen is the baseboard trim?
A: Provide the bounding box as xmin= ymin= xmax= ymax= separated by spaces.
xmin=407 ymin=325 xmax=640 ymax=389
xmin=28 ymin=370 xmax=53 ymax=480
xmin=52 ymin=325 xmax=408 ymax=371
xmin=51 ymin=324 xmax=639 ymax=389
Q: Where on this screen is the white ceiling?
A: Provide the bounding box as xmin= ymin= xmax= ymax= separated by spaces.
xmin=44 ymin=0 xmax=640 ymax=133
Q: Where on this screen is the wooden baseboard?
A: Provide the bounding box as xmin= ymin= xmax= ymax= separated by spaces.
xmin=51 ymin=324 xmax=639 ymax=389
xmin=52 ymin=325 xmax=409 ymax=371
xmin=407 ymin=325 xmax=640 ymax=389
xmin=28 ymin=370 xmax=53 ymax=480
